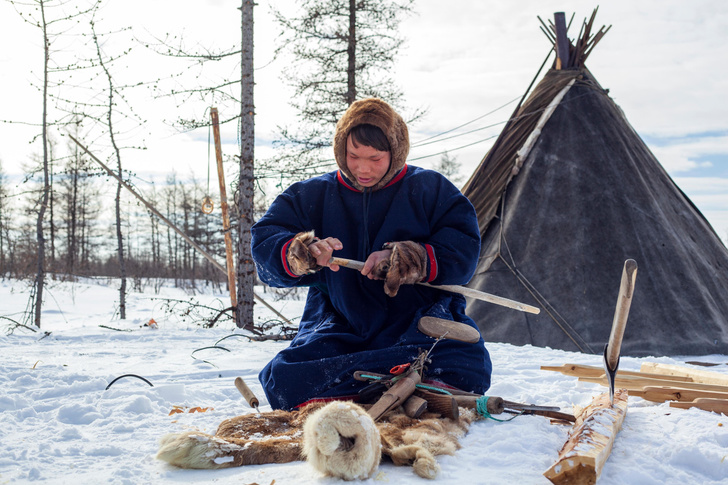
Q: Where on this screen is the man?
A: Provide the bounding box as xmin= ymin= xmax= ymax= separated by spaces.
xmin=251 ymin=98 xmax=491 ymax=410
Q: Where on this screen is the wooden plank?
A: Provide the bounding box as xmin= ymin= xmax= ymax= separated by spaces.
xmin=630 ymin=386 xmax=728 ymax=403
xmin=669 ymin=398 xmax=728 ymax=415
xmin=541 ymin=363 xmax=692 ymax=382
xmin=544 ymin=389 xmax=628 ymax=484
xmin=640 ymin=362 xmax=728 ymax=386
xmin=579 ymin=375 xmax=728 ymax=393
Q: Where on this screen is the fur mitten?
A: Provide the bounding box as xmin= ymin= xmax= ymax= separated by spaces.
xmin=302 ymin=402 xmax=381 ymax=480
xmin=380 ymin=241 xmax=428 ymax=297
xmin=286 ymin=230 xmax=321 ymax=275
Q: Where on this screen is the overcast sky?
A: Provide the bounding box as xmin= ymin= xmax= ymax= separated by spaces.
xmin=1 ymin=0 xmax=726 ymax=242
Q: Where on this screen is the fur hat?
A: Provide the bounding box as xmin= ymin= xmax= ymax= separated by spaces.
xmin=333 ymin=98 xmax=409 ymax=191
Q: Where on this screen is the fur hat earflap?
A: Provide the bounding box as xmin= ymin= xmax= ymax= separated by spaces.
xmin=302 ymin=401 xmax=381 ymax=480
xmin=333 ymin=98 xmax=409 ymax=191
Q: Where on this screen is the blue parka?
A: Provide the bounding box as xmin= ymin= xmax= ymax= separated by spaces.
xmin=251 ymin=165 xmax=492 ymax=410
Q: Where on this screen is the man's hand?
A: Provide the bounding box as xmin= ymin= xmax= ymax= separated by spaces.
xmin=361 ymin=242 xmax=428 ymax=296
xmin=362 ymin=249 xmax=393 ymax=280
xmin=308 ymin=237 xmax=343 ymax=271
xmin=287 ymin=232 xmax=343 ymax=275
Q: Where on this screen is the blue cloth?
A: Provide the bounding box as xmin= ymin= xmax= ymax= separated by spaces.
xmin=251 ymin=165 xmax=492 ymax=410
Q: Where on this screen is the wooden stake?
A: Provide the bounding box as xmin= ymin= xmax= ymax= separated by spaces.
xmin=544 ymin=389 xmax=628 ymax=485
xmin=210 ymin=108 xmax=238 ymax=326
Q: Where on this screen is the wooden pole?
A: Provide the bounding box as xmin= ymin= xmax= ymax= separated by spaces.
xmin=554 ymin=12 xmax=570 ymax=69
xmin=210 ymin=108 xmax=239 ymax=326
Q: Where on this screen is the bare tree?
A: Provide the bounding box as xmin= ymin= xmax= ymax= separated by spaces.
xmin=0 ymin=160 xmax=10 ymax=276
xmin=237 ymin=0 xmax=255 ymax=329
xmin=269 ymin=0 xmax=418 ymax=179
xmin=57 ymin=121 xmax=102 ymax=276
xmin=144 ymin=1 xmax=255 ymax=328
xmin=9 ymin=0 xmax=99 ymax=327
xmin=87 ymin=16 xmax=142 ymax=319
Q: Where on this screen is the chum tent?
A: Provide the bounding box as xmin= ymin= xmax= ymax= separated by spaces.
xmin=462 ymin=10 xmax=728 ymax=357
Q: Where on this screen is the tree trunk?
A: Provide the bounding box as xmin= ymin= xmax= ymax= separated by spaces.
xmin=236 ymin=0 xmax=255 ymax=330
xmin=346 ymin=0 xmax=357 ymax=105
xmin=34 ymin=0 xmax=51 ymax=328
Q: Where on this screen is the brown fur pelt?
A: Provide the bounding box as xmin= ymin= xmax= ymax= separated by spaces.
xmin=376 ymin=241 xmax=428 ymax=297
xmin=156 ymin=400 xmax=477 ymax=480
xmin=286 ymin=230 xmax=321 ymax=276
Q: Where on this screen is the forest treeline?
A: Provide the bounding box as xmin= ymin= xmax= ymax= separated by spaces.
xmin=0 ymin=151 xmax=241 ymax=292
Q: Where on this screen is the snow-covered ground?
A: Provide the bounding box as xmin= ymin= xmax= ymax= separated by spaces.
xmin=1 ymin=278 xmax=726 ymax=484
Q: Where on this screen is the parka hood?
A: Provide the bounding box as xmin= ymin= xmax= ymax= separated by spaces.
xmin=333 ymin=98 xmax=409 ymax=191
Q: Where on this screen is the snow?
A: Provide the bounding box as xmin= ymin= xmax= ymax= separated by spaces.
xmin=1 ymin=278 xmax=727 ymax=484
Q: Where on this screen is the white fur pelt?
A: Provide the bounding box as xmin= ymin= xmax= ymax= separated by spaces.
xmin=302 ymin=401 xmax=381 ymax=480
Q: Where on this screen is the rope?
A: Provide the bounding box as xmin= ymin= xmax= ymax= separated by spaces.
xmin=358 ymin=374 xmax=454 ymax=395
xmin=476 ymin=396 xmax=521 ymax=422
xmin=105 ymin=374 xmax=154 ymax=390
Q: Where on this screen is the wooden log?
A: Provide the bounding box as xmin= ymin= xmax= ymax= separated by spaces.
xmin=402 ymin=395 xmax=427 ymax=418
xmin=640 ymin=362 xmax=728 ymax=386
xmin=541 ymin=363 xmax=692 ymax=382
xmin=669 ymin=398 xmax=728 ymax=415
xmin=368 ymin=371 xmax=421 ymax=421
xmin=414 ymin=390 xmax=459 ymax=420
xmin=578 ymin=375 xmax=728 ymax=393
xmin=630 ymin=386 xmax=728 ymax=403
xmin=544 ymin=389 xmax=628 ymax=485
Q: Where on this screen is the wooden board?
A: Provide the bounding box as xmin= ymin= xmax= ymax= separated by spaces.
xmin=578 ymin=375 xmax=728 ymax=393
xmin=544 ymin=389 xmax=628 ymax=485
xmin=640 ymin=362 xmax=728 ymax=387
xmin=669 ymin=398 xmax=728 ymax=415
xmin=631 ymin=386 xmax=728 ymax=403
xmin=541 ymin=363 xmax=692 ymax=382
xmin=417 ymin=317 xmax=481 ymax=343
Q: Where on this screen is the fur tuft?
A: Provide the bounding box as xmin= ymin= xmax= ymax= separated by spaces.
xmin=156 ymin=432 xmax=236 ymax=469
xmin=287 ymin=230 xmax=320 ymax=275
xmin=302 ymin=402 xmax=381 ymax=480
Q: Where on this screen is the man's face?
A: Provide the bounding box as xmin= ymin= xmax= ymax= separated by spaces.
xmin=346 ymin=134 xmax=391 ymax=188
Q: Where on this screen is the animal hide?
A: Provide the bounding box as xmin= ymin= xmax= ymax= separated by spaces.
xmin=156 ymin=400 xmax=477 ymax=480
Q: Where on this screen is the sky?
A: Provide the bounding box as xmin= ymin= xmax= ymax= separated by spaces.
xmin=0 ymin=0 xmax=727 ymax=242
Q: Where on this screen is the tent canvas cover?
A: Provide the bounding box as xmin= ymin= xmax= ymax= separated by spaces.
xmin=462 ymin=12 xmax=728 ymax=357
